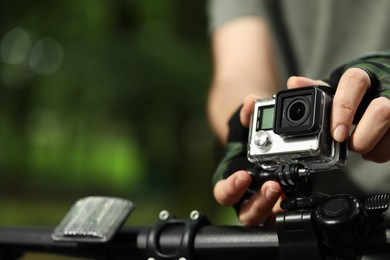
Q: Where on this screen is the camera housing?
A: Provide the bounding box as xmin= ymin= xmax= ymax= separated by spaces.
xmin=247 ymin=86 xmax=347 ymax=172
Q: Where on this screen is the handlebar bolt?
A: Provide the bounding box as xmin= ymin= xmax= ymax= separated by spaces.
xmin=147 ymin=258 xmax=156 ymax=260
xmin=179 ymin=258 xmax=187 ymax=260
xmin=190 ymin=210 xmax=200 ymax=220
xmin=159 ymin=210 xmax=170 ymax=221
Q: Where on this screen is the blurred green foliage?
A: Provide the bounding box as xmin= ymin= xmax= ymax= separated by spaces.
xmin=0 ymin=0 xmax=238 ymax=243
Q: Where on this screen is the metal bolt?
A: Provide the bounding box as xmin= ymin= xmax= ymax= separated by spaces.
xmin=298 ymin=167 xmax=310 ymax=177
xmin=159 ymin=210 xmax=170 ymax=221
xmin=147 ymin=258 xmax=155 ymax=260
xmin=190 ymin=210 xmax=200 ymax=220
xmin=178 ymin=257 xmax=187 ymax=260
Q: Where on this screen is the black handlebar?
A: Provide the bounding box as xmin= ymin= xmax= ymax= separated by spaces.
xmin=0 ymin=192 xmax=389 ymax=260
xmin=0 ymin=216 xmax=389 ymax=259
xmin=0 ymin=225 xmax=278 ymax=260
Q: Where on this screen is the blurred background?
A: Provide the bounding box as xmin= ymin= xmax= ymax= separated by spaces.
xmin=0 ymin=0 xmax=238 ymax=258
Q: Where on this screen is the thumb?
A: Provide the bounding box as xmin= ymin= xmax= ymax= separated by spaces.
xmin=287 ymin=76 xmax=329 ymax=89
xmin=213 ymin=171 xmax=252 ymax=206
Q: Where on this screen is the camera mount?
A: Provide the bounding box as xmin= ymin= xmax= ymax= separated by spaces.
xmin=249 ymin=163 xmax=390 ymax=259
xmin=249 ymin=164 xmax=311 ymax=203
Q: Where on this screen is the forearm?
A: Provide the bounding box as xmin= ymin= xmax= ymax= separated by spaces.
xmin=207 ymin=17 xmax=280 ymax=143
xmin=208 ymin=80 xmax=273 ymax=143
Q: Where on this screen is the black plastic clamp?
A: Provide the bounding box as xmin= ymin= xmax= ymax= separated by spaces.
xmin=146 ymin=210 xmax=209 ymax=260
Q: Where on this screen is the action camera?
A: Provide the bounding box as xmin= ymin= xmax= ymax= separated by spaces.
xmin=247 ymin=86 xmax=347 ymax=172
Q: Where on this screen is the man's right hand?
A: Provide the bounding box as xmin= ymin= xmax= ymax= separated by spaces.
xmin=213 ymin=95 xmax=283 ymax=226
xmin=214 ymin=171 xmax=283 ymax=226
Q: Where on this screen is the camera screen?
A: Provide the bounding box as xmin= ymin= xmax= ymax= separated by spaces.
xmin=256 ymin=106 xmax=274 ymax=131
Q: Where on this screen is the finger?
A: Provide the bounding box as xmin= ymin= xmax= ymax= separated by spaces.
xmin=287 ymin=76 xmax=329 ymax=89
xmin=213 ymin=170 xmax=252 ymax=206
xmin=362 ymin=130 xmax=390 ymax=163
xmin=331 ymin=68 xmax=371 ymax=142
xmin=240 ymin=94 xmax=260 ymax=127
xmin=263 ymin=194 xmax=286 ymax=226
xmin=238 ymin=180 xmax=282 ymax=226
xmin=349 ymin=97 xmax=390 ymax=155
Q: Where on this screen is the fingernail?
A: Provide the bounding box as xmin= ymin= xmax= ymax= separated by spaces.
xmin=243 ymin=95 xmax=256 ymax=106
xmin=265 ymin=187 xmax=280 ymax=201
xmin=244 ymin=95 xmax=252 ymax=103
xmin=235 ymin=176 xmax=248 ymax=190
xmin=333 ymin=124 xmax=347 ymax=142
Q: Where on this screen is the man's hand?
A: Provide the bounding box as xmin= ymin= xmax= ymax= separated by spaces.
xmin=214 ymin=67 xmax=390 ymax=227
xmin=214 ymin=171 xmax=283 ymax=226
xmin=213 ymin=95 xmax=283 ymax=226
xmin=287 ymin=69 xmax=390 ymax=163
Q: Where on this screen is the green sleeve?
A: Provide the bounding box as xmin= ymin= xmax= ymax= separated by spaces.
xmin=327 ymin=51 xmax=390 ymax=122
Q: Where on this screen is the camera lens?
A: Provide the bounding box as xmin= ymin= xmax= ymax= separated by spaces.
xmin=274 ymin=87 xmax=320 ymax=136
xmin=289 ymin=101 xmax=306 ymax=121
xmin=286 ymin=98 xmax=310 ymax=125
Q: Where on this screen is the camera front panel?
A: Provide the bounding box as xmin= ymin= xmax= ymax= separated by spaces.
xmin=247 ymin=98 xmax=321 ymax=166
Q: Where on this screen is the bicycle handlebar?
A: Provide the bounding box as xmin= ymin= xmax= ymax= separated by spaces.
xmin=0 ymin=225 xmax=279 ymax=260
xmin=0 ymin=221 xmax=390 ymax=259
xmin=1 ymin=194 xmax=390 ymax=260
